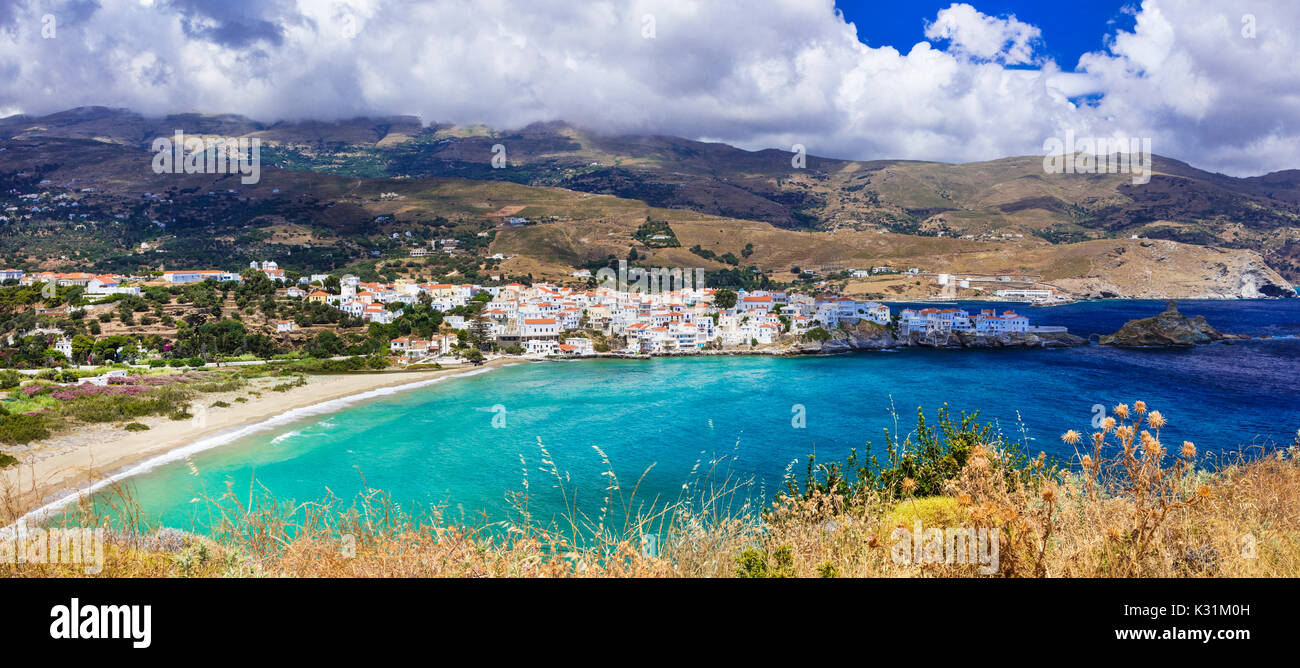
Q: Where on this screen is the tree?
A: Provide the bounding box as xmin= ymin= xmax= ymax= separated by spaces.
xmin=713 ymin=289 xmax=738 ymax=310
xmin=70 ymin=334 xmax=95 ymax=364
xmin=468 ymin=315 xmax=492 ymax=350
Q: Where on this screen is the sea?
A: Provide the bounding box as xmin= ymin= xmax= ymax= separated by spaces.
xmin=51 ymin=298 xmax=1300 ymax=532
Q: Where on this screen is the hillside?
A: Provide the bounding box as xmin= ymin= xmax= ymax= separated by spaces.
xmin=0 ymin=107 xmax=1294 ymax=297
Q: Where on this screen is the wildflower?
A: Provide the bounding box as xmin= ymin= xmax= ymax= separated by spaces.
xmin=1181 ymin=441 xmax=1196 ymax=459
xmin=1102 ymin=416 xmax=1116 ymax=433
xmin=1148 ymin=411 xmax=1166 ymax=429
xmin=1134 ymin=400 xmax=1147 ymax=414
xmin=1061 ymin=430 xmax=1081 ymax=446
xmin=1114 ymin=403 xmax=1130 ymax=420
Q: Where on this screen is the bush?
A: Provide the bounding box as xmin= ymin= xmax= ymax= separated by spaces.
xmin=878 ymin=496 xmax=970 ymax=534
xmin=168 ymin=409 xmax=193 ymax=421
xmin=735 ymin=545 xmax=796 ymax=578
xmin=0 ymin=451 xmax=16 ymax=468
xmin=124 ymin=422 xmax=150 ymax=432
xmin=0 ymin=414 xmax=52 ymax=444
xmin=0 ymin=369 xmax=21 ymax=389
xmin=786 ymin=405 xmax=1030 ymax=502
xmin=803 ymin=327 xmax=831 ymax=342
xmin=64 ymin=385 xmax=195 ymax=424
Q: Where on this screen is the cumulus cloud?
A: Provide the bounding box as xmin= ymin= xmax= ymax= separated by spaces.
xmin=0 ymin=0 xmax=1295 ymax=175
xmin=923 ymin=3 xmax=1042 ymax=65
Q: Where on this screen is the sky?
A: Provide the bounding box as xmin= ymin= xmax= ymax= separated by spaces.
xmin=839 ymin=1 xmax=1135 ymax=67
xmin=0 ymin=0 xmax=1296 ymax=176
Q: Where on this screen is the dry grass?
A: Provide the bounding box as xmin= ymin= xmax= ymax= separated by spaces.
xmin=3 ymin=401 xmax=1298 ymax=578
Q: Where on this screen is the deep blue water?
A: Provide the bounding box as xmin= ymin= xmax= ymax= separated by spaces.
xmin=69 ymin=299 xmax=1300 ymax=532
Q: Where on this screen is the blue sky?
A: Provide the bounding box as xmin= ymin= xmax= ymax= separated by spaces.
xmin=837 ymin=1 xmax=1135 ymax=69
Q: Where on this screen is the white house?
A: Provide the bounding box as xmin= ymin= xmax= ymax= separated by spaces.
xmin=521 ymin=318 xmax=559 ymax=338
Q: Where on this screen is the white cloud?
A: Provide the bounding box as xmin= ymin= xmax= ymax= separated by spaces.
xmin=0 ymin=0 xmax=1295 ymax=175
xmin=923 ymin=3 xmax=1042 ymax=65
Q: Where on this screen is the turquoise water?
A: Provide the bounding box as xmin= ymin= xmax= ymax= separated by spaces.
xmin=72 ymin=300 xmax=1300 ymax=532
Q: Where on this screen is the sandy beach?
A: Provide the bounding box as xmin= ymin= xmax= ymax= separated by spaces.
xmin=1 ymin=358 xmax=518 ymax=519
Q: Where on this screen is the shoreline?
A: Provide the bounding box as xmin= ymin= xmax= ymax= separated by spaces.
xmin=2 ymin=358 xmax=519 ymax=525
xmin=4 ymin=322 xmax=1293 ymax=524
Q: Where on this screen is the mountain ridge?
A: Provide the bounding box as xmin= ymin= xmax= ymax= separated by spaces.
xmin=0 ymin=107 xmax=1295 ymax=297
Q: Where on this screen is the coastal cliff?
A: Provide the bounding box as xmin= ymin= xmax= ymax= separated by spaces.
xmin=1099 ymin=301 xmax=1240 ymax=347
xmin=1048 ymin=241 xmax=1295 ymax=300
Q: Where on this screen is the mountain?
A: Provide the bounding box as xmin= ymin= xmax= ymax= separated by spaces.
xmin=0 ymin=107 xmax=1294 ymax=297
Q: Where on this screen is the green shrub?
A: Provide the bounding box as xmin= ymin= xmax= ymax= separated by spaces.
xmin=0 ymin=369 xmax=21 ymax=389
xmin=271 ymin=376 xmax=307 ymax=392
xmin=124 ymin=422 xmax=150 ymax=432
xmin=735 ymin=545 xmax=796 ymax=578
xmin=211 ymin=400 xmax=230 ymax=408
xmin=0 ymin=451 xmax=17 ymax=468
xmin=65 ymin=385 xmax=194 ymax=424
xmin=803 ymin=327 xmax=831 ymax=342
xmin=0 ymin=414 xmax=52 ymax=444
xmin=879 ymin=496 xmax=970 ymax=533
xmin=786 ymin=405 xmax=1033 ymax=503
xmin=168 ymin=409 xmax=193 ymax=421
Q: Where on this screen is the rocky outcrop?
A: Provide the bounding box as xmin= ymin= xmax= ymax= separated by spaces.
xmin=1099 ymin=301 xmax=1242 ymax=347
xmin=902 ymin=330 xmax=1087 ymax=349
xmin=791 ymin=321 xmax=1086 ymax=353
xmin=793 ymin=321 xmax=897 ymax=353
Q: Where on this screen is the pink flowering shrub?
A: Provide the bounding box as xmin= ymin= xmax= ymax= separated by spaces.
xmin=21 ymin=384 xmax=49 ymax=397
xmin=50 ymin=385 xmax=152 ymax=401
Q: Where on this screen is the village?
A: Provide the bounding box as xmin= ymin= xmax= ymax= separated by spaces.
xmin=1 ymin=259 xmax=1067 ymax=365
